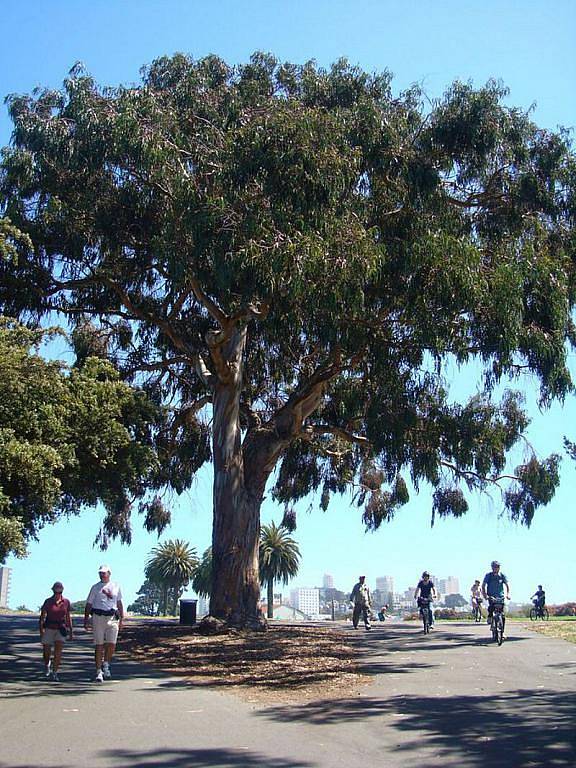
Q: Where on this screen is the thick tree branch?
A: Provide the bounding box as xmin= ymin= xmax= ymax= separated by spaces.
xmin=189 ymin=275 xmax=229 ymax=328
xmin=303 ymin=424 xmax=370 ymax=446
xmin=195 ymin=354 xmax=217 ymax=389
xmin=440 ymin=460 xmax=519 ymax=485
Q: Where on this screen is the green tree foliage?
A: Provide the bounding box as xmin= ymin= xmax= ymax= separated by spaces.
xmin=1 ymin=54 xmax=575 ymax=623
xmin=69 ymin=600 xmax=87 ymax=614
xmin=127 ymin=578 xmax=163 ymax=616
xmin=444 ymin=593 xmax=468 ymax=608
xmin=191 ymin=547 xmax=213 ymax=599
xmin=145 ymin=539 xmax=198 ymax=615
xmin=0 ymin=316 xmax=176 ymax=562
xmin=259 ymin=522 xmax=300 ymax=618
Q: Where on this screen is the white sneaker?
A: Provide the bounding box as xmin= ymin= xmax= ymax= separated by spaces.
xmin=45 ymin=661 xmax=52 ymax=678
xmin=95 ymin=669 xmax=104 ymax=683
xmin=102 ymin=663 xmax=111 ymax=679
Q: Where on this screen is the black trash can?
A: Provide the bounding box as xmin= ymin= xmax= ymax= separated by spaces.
xmin=179 ymin=599 xmax=197 ymax=625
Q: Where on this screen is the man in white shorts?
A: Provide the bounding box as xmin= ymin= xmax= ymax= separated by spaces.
xmin=84 ymin=565 xmax=124 ymax=683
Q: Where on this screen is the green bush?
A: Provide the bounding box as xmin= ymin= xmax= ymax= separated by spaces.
xmin=552 ymin=603 xmax=576 ymax=617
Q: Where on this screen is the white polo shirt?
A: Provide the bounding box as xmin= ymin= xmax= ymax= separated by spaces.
xmin=87 ymin=580 xmax=123 ymax=611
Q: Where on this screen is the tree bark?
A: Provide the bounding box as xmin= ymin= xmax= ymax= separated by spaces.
xmin=207 ymin=328 xmax=334 ymax=627
xmin=267 ymin=579 xmax=274 ymax=619
xmin=208 ymin=326 xmax=266 ymax=627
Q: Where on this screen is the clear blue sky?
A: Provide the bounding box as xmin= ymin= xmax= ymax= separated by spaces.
xmin=2 ymin=1 xmax=576 ymax=610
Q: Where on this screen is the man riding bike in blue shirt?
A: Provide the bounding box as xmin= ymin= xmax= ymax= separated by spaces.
xmin=481 ymin=560 xmax=510 ymax=624
xmin=531 ymin=585 xmax=546 ymax=613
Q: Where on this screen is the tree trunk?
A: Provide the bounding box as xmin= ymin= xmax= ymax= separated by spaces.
xmin=208 ymin=327 xmax=265 ymax=628
xmin=267 ymin=579 xmax=274 ymax=619
xmin=207 ymin=324 xmax=314 ymax=628
xmin=162 ymin=585 xmax=168 ymax=616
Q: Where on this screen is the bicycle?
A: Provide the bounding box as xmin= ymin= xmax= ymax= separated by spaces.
xmin=471 ymin=600 xmax=483 ymax=623
xmin=489 ymin=597 xmax=505 ymax=645
xmin=529 ymin=603 xmax=549 ymax=621
xmin=419 ymin=598 xmax=433 ymax=634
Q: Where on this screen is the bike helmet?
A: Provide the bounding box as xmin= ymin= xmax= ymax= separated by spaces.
xmin=422 ymin=571 xmax=430 ymax=578
xmin=491 ymin=560 xmax=500 ymax=567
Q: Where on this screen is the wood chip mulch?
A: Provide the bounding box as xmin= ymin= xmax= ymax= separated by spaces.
xmin=120 ymin=621 xmax=370 ymax=704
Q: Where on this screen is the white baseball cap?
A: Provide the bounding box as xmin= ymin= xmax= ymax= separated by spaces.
xmin=98 ymin=564 xmax=111 ymax=573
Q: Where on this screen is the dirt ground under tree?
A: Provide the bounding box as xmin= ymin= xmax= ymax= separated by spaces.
xmin=120 ymin=620 xmax=370 ymax=704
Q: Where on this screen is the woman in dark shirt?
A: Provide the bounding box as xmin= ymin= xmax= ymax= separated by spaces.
xmin=39 ymin=581 xmax=72 ymax=681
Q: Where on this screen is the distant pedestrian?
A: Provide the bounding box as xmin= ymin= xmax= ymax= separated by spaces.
xmin=84 ymin=565 xmax=124 ymax=683
xmin=350 ymin=575 xmax=372 ymax=630
xmin=39 ymin=581 xmax=72 ymax=681
xmin=377 ymin=604 xmax=389 ymax=622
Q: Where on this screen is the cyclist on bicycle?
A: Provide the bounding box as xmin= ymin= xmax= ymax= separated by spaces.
xmin=414 ymin=571 xmax=437 ymax=628
xmin=481 ymin=560 xmax=510 ymax=624
xmin=531 ymin=585 xmax=546 ymax=613
xmin=471 ymin=579 xmax=483 ymax=613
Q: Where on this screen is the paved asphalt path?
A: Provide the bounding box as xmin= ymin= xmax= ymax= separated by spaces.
xmin=1 ymin=614 xmax=574 ymax=768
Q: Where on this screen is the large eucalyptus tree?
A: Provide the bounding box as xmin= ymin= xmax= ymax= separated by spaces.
xmin=1 ymin=54 xmax=575 ymax=626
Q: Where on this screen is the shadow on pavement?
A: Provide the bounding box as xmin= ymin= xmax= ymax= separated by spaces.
xmin=0 ymin=615 xmax=166 ymax=699
xmin=258 ymin=688 xmax=576 ymax=767
xmin=0 ymin=748 xmax=316 ymax=768
xmin=98 ymin=749 xmax=315 ymax=767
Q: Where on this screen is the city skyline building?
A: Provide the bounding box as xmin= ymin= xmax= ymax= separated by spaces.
xmin=439 ymin=576 xmax=460 ymax=596
xmin=0 ymin=566 xmax=12 ymax=608
xmin=376 ymin=576 xmax=394 ymax=595
xmin=289 ymin=587 xmax=320 ymax=618
xmin=322 ymin=573 xmax=334 ymax=589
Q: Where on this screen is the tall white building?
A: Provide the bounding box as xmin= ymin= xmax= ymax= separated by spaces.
xmin=322 ymin=574 xmax=334 ymax=589
xmin=376 ymin=576 xmax=394 ymax=594
xmin=439 ymin=576 xmax=460 ymax=596
xmin=290 ymin=588 xmax=320 ymax=618
xmin=196 ymin=595 xmax=209 ymax=617
xmin=0 ymin=566 xmax=12 ymax=608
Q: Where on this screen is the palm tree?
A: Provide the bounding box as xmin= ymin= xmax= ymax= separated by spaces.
xmin=145 ymin=539 xmax=199 ymax=615
xmin=259 ymin=522 xmax=301 ymax=619
xmin=192 ymin=547 xmax=213 ymax=599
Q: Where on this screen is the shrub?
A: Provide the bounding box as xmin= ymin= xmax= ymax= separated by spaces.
xmin=552 ymin=602 xmax=576 ymax=617
xmin=434 ymin=608 xmax=458 ymax=620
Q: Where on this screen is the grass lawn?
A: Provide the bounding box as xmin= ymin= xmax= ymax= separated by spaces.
xmin=522 ymin=620 xmax=576 ymax=644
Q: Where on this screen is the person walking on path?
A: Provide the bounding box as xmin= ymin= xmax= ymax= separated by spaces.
xmin=84 ymin=565 xmax=124 ymax=683
xmin=39 ymin=581 xmax=72 ymax=682
xmin=350 ymin=575 xmax=372 ymax=630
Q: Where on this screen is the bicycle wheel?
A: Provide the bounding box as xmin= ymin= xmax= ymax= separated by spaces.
xmin=475 ymin=607 xmax=482 ymax=623
xmin=530 ymin=607 xmax=537 ymax=621
xmin=542 ymin=608 xmax=549 ymax=621
xmin=496 ymin=613 xmax=504 ymax=645
xmin=422 ymin=609 xmax=429 ymax=634
xmin=491 ymin=615 xmax=498 ymax=642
